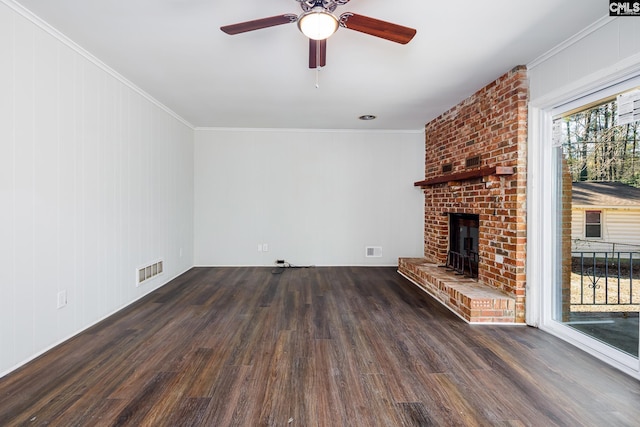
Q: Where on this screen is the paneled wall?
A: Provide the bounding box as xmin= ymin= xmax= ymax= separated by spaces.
xmin=0 ymin=2 xmax=194 ymax=375
xmin=193 ymin=128 xmax=425 ymax=267
xmin=528 ymin=17 xmax=640 ymax=103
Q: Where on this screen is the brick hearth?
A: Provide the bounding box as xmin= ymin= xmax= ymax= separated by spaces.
xmin=398 ymin=258 xmax=516 ymax=323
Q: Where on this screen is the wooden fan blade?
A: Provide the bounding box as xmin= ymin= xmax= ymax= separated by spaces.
xmin=309 ymin=39 xmax=327 ymax=69
xmin=339 ymin=13 xmax=416 ymax=44
xmin=221 ymin=14 xmax=297 ymax=35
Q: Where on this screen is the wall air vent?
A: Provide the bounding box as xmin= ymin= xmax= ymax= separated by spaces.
xmin=365 ymin=246 xmax=383 ymax=258
xmin=442 ymin=163 xmax=453 ymax=173
xmin=137 ymin=260 xmax=164 ymax=286
xmin=465 ymin=155 xmax=481 ymax=168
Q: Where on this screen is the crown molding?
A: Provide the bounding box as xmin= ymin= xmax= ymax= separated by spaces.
xmin=1 ymin=0 xmax=194 ymax=129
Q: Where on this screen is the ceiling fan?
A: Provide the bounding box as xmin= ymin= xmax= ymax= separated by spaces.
xmin=220 ymin=0 xmax=416 ymax=69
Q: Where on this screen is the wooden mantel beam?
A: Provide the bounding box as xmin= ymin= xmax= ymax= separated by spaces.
xmin=414 ymin=166 xmax=514 ymax=187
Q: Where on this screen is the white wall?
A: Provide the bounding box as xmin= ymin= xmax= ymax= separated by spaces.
xmin=194 ymin=129 xmax=424 ymax=266
xmin=0 ymin=2 xmax=194 ymax=376
xmin=528 ymin=16 xmax=640 ymax=104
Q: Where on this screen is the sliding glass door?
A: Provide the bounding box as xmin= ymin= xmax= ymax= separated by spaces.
xmin=552 ymin=88 xmax=640 ymax=359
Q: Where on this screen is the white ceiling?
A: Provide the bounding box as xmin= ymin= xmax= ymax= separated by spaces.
xmin=14 ymin=0 xmax=606 ymax=130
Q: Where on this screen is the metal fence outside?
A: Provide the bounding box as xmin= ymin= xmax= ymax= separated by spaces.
xmin=571 ymin=251 xmax=640 ymax=306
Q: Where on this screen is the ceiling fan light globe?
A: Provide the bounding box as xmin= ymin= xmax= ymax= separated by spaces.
xmin=298 ymin=9 xmax=339 ymax=40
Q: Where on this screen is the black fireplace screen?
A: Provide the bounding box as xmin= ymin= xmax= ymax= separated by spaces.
xmin=446 ymin=213 xmax=479 ymax=278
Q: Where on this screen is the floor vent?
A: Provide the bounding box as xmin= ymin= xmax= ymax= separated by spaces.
xmin=137 ymin=260 xmax=164 ymax=286
xmin=365 ymin=246 xmax=383 ymax=258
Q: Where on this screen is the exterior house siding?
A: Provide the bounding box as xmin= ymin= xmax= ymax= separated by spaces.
xmin=572 ymin=208 xmax=640 ymax=252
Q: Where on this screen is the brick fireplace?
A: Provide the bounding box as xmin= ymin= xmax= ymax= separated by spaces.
xmin=399 ymin=66 xmax=528 ymax=323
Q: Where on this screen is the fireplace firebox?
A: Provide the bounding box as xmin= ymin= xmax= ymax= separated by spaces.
xmin=446 ymin=213 xmax=479 ymax=278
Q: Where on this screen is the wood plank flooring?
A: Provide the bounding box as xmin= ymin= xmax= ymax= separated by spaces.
xmin=1 ymin=266 xmax=639 ymax=426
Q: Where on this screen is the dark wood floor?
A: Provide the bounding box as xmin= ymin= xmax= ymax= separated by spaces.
xmin=1 ymin=267 xmax=640 ymax=426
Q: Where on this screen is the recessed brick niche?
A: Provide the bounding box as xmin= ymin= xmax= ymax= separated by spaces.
xmin=399 ymin=66 xmax=528 ymax=324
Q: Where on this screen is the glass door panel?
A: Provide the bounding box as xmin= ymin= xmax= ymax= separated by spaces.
xmin=553 ymin=93 xmax=640 ymax=358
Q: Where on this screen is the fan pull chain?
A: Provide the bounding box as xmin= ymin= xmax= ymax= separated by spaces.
xmin=315 ymin=41 xmax=321 ymax=88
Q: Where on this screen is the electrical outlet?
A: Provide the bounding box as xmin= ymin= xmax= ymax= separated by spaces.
xmin=276 ymin=259 xmax=285 ymax=265
xmin=258 ymin=244 xmax=263 ymax=252
xmin=262 ymin=243 xmax=269 ymax=252
xmin=57 ymin=290 xmax=67 ymax=309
